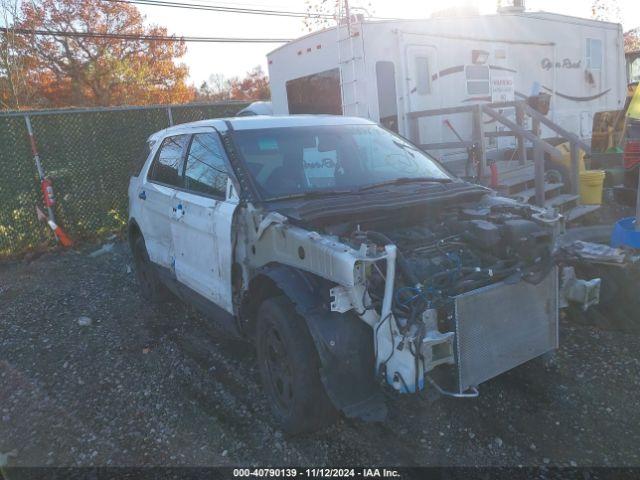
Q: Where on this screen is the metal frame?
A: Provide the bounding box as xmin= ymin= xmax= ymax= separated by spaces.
xmin=0 ymin=100 xmax=247 ymax=118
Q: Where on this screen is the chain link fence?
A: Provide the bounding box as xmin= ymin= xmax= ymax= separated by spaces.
xmin=0 ymin=101 xmax=248 ymax=258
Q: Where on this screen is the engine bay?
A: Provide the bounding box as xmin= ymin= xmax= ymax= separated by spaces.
xmin=323 ymin=201 xmax=560 ymax=394
xmin=339 ymin=203 xmax=554 ymax=307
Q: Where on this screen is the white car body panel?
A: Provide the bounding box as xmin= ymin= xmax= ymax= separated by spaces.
xmin=137 ymin=180 xmax=177 ymax=269
xmin=171 ymin=189 xmax=237 ymax=313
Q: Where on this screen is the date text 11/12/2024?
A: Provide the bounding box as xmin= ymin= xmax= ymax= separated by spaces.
xmin=232 ymin=468 xmax=401 ymax=478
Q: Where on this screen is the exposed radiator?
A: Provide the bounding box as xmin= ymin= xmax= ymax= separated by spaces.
xmin=454 ymin=268 xmax=559 ymax=393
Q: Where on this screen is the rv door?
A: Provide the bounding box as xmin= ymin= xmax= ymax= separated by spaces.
xmin=404 ymin=45 xmax=442 ymax=148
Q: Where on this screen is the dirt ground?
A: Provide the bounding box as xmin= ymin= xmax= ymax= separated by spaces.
xmin=1 ymin=240 xmax=640 ymax=468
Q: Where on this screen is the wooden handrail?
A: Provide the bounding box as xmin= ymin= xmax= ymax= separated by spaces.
xmin=481 ymin=105 xmax=563 ymax=161
xmin=407 ymin=99 xmax=586 ymax=200
xmin=521 ymin=102 xmax=591 ymax=154
xmin=486 ymin=100 xmax=521 ymax=109
xmin=407 ymin=100 xmax=521 ymax=120
xmin=408 ymin=101 xmax=590 ymax=153
xmin=407 ymin=104 xmax=475 ymax=119
xmin=485 ymin=130 xmax=534 ymax=138
xmin=420 ymin=141 xmax=474 ymax=150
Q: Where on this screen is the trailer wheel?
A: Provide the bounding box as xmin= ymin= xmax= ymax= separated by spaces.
xmin=256 ymin=296 xmax=337 ymax=434
xmin=132 ymin=236 xmax=170 ymax=303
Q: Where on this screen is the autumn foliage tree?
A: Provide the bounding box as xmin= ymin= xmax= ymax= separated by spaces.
xmin=1 ymin=0 xmax=195 ymax=109
xmin=196 ymin=66 xmax=270 ymax=102
xmin=626 ymin=29 xmax=640 ymax=53
xmin=229 ymin=66 xmax=270 ymax=101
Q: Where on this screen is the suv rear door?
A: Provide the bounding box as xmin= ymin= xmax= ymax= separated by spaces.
xmin=139 ymin=134 xmax=189 ymax=268
xmin=170 ymin=130 xmax=237 ymax=314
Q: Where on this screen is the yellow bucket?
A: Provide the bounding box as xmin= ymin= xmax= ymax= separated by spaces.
xmin=556 ymin=142 xmax=586 ymax=173
xmin=579 ymin=170 xmax=606 ymax=205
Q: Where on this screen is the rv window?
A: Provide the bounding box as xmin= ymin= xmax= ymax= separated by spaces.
xmin=415 ymin=57 xmax=431 ymax=95
xmin=465 ymin=65 xmax=490 ymax=96
xmin=586 ymin=38 xmax=602 ymax=70
xmin=375 ymin=61 xmax=399 ymax=133
xmin=630 ymin=57 xmax=640 ymax=83
xmin=286 ymin=68 xmax=343 ymax=115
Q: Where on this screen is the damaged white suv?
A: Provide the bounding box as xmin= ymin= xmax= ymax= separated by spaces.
xmin=128 ymin=116 xmax=599 ymax=433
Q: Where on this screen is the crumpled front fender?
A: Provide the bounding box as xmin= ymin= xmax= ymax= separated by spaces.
xmin=258 ymin=264 xmax=387 ymax=422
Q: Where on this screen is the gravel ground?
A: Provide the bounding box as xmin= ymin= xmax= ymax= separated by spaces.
xmin=1 ymin=241 xmax=640 ymax=468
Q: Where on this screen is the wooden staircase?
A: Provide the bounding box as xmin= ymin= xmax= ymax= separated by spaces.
xmin=406 ymin=101 xmax=600 ymax=225
xmin=493 ymin=163 xmax=600 ymax=223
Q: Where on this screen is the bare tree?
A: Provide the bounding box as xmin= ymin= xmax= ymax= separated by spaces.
xmin=207 ymin=73 xmax=233 ymax=101
xmin=591 ymin=0 xmax=621 ymax=23
xmin=0 ymin=0 xmax=32 ymax=109
xmin=196 ymin=73 xmax=232 ymax=101
xmin=303 ymin=0 xmax=373 ymax=32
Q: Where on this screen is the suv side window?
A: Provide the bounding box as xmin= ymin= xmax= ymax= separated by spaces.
xmin=184 ymin=133 xmax=229 ymax=197
xmin=148 ymin=135 xmax=188 ymax=187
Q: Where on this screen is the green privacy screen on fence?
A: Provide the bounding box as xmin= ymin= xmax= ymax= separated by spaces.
xmin=0 ymin=101 xmax=248 ymax=258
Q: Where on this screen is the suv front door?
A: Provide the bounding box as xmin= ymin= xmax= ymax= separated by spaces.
xmin=170 ymin=130 xmax=237 ymax=314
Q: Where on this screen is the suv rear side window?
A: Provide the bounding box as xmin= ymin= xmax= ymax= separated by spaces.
xmin=148 ymin=135 xmax=188 ymax=187
xmin=184 ymin=133 xmax=229 ymax=197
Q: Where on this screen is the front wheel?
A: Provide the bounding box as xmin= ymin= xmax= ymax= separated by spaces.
xmin=256 ymin=296 xmax=337 ymax=434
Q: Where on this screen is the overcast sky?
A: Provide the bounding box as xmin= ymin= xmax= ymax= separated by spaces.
xmin=136 ymin=0 xmax=640 ymax=86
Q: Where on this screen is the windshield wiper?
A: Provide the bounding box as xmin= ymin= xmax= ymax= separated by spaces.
xmin=266 ymin=189 xmax=356 ymax=201
xmin=357 ymin=176 xmax=452 ymax=192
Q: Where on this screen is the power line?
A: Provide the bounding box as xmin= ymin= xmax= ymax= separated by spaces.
xmin=106 ymin=0 xmax=402 ymax=21
xmin=107 ymin=0 xmax=334 ymax=19
xmin=0 ymin=27 xmax=292 ymax=43
xmin=174 ymin=0 xmax=295 ymax=9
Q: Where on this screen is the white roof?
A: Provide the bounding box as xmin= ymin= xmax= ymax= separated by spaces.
xmin=150 ymin=115 xmax=375 ymax=140
xmin=228 ymin=115 xmax=374 ymax=130
xmin=267 ymin=11 xmax=620 ymax=56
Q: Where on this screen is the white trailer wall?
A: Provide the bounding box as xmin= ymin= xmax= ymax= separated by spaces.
xmin=267 ymin=12 xmax=626 ymax=152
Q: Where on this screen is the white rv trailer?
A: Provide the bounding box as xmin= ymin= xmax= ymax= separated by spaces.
xmin=267 ymin=9 xmax=627 ymax=167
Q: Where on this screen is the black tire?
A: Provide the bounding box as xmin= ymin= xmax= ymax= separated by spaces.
xmin=132 ymin=235 xmax=170 ymax=303
xmin=256 ymin=296 xmax=338 ymax=434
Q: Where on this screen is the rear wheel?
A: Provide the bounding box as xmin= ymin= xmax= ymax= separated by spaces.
xmin=256 ymin=296 xmax=337 ymax=434
xmin=132 ymin=235 xmax=170 ymax=303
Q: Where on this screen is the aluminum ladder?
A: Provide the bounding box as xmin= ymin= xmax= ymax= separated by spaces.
xmin=336 ymin=7 xmax=368 ymax=118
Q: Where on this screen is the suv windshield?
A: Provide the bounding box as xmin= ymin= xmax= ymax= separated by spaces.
xmin=231 ymin=124 xmax=452 ymax=200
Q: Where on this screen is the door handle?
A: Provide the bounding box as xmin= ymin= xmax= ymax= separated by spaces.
xmin=172 ymin=203 xmax=185 ymax=220
xmin=138 ymin=190 xmax=146 ymax=200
